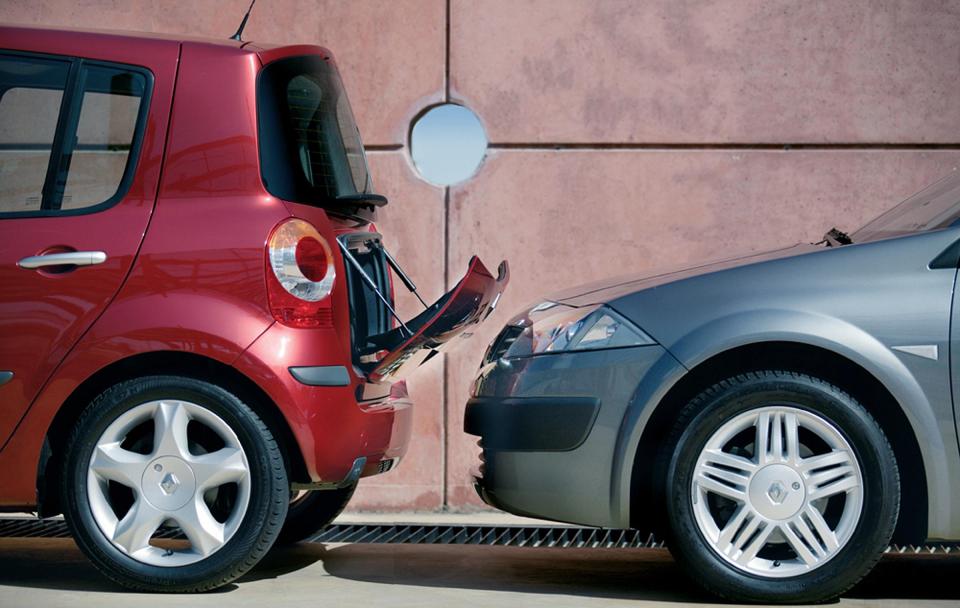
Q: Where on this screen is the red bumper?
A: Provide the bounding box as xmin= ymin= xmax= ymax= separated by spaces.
xmin=234 ymin=322 xmax=413 ymax=483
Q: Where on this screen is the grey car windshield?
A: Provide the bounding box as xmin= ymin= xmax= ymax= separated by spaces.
xmin=854 ymin=170 xmax=960 ymax=242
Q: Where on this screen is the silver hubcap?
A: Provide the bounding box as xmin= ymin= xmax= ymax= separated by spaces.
xmin=87 ymin=400 xmax=251 ymax=566
xmin=691 ymin=406 xmax=863 ymax=577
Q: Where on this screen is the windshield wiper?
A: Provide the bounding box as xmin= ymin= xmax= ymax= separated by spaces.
xmin=336 ymin=193 xmax=388 ymax=207
xmin=820 ymin=227 xmax=853 ymax=247
xmin=323 ymin=193 xmax=389 ymax=224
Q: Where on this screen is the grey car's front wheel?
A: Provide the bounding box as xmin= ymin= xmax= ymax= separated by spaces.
xmin=665 ymin=371 xmax=899 ymax=603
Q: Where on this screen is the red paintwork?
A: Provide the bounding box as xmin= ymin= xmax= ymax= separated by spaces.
xmin=0 ymin=26 xmax=504 ymax=509
xmin=0 ymin=28 xmax=181 ymax=453
xmin=368 ymin=257 xmax=510 ymax=383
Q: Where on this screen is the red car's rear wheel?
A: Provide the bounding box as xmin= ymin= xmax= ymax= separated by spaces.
xmin=62 ymin=376 xmax=288 ymax=592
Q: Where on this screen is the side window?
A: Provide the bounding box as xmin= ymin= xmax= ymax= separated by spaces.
xmin=0 ymin=54 xmax=147 ymax=216
xmin=0 ymin=56 xmax=69 ymax=213
xmin=61 ymin=66 xmax=145 ymax=210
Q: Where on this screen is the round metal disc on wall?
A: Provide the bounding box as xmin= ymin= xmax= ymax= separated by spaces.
xmin=410 ymin=103 xmax=487 ymax=186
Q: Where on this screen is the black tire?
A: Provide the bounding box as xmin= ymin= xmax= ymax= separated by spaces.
xmin=664 ymin=371 xmax=899 ymax=604
xmin=61 ymin=376 xmax=289 ymax=592
xmin=276 ymin=485 xmax=356 ymax=545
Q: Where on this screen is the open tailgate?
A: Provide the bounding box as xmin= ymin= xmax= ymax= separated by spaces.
xmin=367 ymin=256 xmax=509 ymax=383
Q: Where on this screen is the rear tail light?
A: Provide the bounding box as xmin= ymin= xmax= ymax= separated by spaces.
xmin=266 ymin=218 xmax=336 ymax=327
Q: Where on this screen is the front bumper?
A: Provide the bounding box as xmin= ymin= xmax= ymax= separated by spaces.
xmin=234 ymin=322 xmax=413 ymax=485
xmin=465 ymin=344 xmax=669 ymax=527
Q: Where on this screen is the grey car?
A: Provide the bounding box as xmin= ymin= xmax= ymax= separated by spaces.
xmin=465 ymin=171 xmax=960 ymax=603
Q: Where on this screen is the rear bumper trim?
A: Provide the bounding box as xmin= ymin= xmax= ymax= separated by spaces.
xmin=291 ymin=456 xmax=366 ymax=490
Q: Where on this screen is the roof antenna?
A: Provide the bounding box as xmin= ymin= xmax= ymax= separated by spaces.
xmin=230 ymin=0 xmax=256 ymax=41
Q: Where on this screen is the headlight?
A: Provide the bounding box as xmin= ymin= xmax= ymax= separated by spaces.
xmin=502 ymin=303 xmax=655 ymax=358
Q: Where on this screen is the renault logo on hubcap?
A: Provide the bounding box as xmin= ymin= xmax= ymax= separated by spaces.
xmin=767 ymin=481 xmax=787 ymax=504
xmin=159 ymin=472 xmax=180 ymax=495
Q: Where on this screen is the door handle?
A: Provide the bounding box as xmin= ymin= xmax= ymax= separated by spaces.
xmin=18 ymin=251 xmax=107 ymax=269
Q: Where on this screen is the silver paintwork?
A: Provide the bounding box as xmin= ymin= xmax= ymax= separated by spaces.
xmin=477 ymin=226 xmax=960 ymax=539
xmin=475 ymin=346 xmax=678 ymax=526
xmin=587 ymin=228 xmax=960 ymax=538
xmin=18 ymin=251 xmax=107 ymax=269
xmin=691 ymin=406 xmax=862 ymax=577
xmin=892 ymin=345 xmax=939 ymax=361
xmin=87 ymin=400 xmax=250 ymax=566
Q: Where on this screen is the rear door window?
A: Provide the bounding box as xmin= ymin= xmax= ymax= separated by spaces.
xmin=0 ymin=53 xmax=148 ymax=216
xmin=0 ymin=55 xmax=69 ymax=213
xmin=62 ymin=65 xmax=145 ymax=210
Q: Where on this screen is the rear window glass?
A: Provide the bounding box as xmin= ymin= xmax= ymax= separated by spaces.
xmin=258 ymin=55 xmax=371 ymax=205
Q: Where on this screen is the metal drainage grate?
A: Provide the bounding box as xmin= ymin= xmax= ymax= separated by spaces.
xmin=0 ymin=518 xmax=958 ymax=554
xmin=0 ymin=519 xmax=662 ymax=548
xmin=0 ymin=518 xmax=69 ymax=538
xmin=312 ymin=524 xmax=664 ymax=548
xmin=0 ymin=518 xmax=183 ymax=540
xmin=884 ymin=544 xmax=960 ymax=555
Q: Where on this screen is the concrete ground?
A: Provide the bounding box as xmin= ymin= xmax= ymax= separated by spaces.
xmin=0 ymin=514 xmax=957 ymax=607
xmin=1 ymin=540 xmax=958 ymax=608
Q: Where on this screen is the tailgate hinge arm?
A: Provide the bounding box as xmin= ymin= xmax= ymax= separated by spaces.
xmin=337 ymin=241 xmax=412 ymax=337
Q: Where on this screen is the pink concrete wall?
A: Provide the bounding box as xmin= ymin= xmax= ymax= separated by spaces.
xmin=3 ymin=1 xmax=959 ymax=511
xmin=452 ymin=1 xmax=960 ymax=144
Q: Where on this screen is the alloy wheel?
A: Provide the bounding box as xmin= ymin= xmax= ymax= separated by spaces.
xmin=86 ymin=400 xmax=251 ymax=566
xmin=690 ymin=405 xmax=863 ymax=577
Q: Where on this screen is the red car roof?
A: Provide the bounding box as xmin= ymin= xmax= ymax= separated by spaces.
xmin=0 ymin=24 xmax=334 ymax=68
xmin=1 ymin=24 xmax=245 ymax=50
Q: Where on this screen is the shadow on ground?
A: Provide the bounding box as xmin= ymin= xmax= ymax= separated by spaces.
xmin=0 ymin=537 xmax=957 ymax=605
xmin=270 ymin=543 xmax=960 ymax=603
xmin=254 ymin=542 xmax=709 ymax=603
xmin=285 ymin=543 xmax=708 ymax=602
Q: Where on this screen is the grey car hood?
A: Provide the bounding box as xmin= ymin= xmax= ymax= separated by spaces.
xmin=551 ymin=244 xmax=819 ymax=307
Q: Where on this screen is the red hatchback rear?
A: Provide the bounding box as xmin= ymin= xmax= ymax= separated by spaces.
xmin=0 ymin=25 xmax=507 ymax=591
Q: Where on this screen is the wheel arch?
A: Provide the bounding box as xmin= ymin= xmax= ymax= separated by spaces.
xmin=627 ymin=340 xmax=929 ymax=545
xmin=38 ymin=350 xmax=307 ymax=517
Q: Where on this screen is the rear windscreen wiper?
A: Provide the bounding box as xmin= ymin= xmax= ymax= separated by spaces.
xmin=336 ymin=193 xmax=388 ymax=207
xmin=324 ymin=193 xmax=389 ymax=223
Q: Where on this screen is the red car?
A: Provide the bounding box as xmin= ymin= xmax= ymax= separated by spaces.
xmin=0 ymin=25 xmax=507 ymax=591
